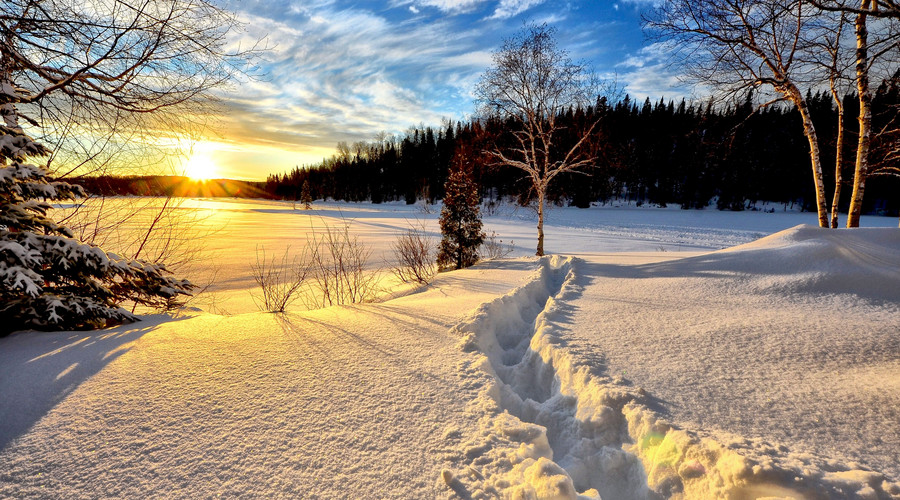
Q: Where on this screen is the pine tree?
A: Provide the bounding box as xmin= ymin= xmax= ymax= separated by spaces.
xmin=437 ymin=166 xmax=484 ymax=271
xmin=300 ymin=180 xmax=313 ymax=209
xmin=1 ymin=79 xmax=194 ymax=335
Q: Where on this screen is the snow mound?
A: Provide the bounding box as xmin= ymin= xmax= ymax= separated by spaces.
xmin=446 ymin=254 xmax=900 ymax=499
xmin=650 ymin=224 xmax=900 ymax=303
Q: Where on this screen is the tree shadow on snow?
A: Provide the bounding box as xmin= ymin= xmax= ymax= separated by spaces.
xmin=274 ymin=312 xmax=455 ymax=391
xmin=0 ymin=320 xmax=164 ymax=451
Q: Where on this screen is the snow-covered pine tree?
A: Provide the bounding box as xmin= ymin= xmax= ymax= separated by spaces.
xmin=0 ymin=78 xmax=194 ymax=336
xmin=300 ymin=180 xmax=313 ymax=210
xmin=437 ymin=166 xmax=484 ymax=271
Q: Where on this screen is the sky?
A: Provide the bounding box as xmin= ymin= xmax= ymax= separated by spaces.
xmin=195 ymin=0 xmax=688 ymax=181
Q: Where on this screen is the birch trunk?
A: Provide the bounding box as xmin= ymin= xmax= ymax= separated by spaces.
xmin=831 ymin=106 xmax=845 ymax=228
xmin=847 ymin=0 xmax=873 ymax=228
xmin=536 ymin=188 xmax=545 ymax=256
xmin=789 ymin=89 xmax=830 ymax=228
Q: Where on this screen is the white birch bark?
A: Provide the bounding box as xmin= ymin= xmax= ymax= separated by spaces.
xmin=847 ymin=0 xmax=873 ymax=228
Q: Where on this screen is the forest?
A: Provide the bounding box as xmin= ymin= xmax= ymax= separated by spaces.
xmin=263 ymin=78 xmax=900 ymax=217
xmin=76 ymin=175 xmax=271 ymax=199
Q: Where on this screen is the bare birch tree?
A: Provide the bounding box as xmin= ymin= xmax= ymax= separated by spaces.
xmin=806 ymin=9 xmax=856 ymax=227
xmin=809 ymin=0 xmax=900 ymax=226
xmin=849 ymin=0 xmax=877 ymax=227
xmin=474 ymin=24 xmax=602 ymax=256
xmin=646 ymin=0 xmax=833 ymax=227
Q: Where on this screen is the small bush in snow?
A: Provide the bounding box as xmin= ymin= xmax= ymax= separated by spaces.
xmin=250 ymin=246 xmax=310 ymax=313
xmin=391 ymin=223 xmax=436 ymax=285
xmin=307 ymin=222 xmax=379 ymax=307
xmin=480 ymin=231 xmax=514 ymax=260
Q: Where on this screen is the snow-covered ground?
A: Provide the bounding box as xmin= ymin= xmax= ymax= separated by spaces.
xmin=1 ymin=199 xmax=898 ymax=499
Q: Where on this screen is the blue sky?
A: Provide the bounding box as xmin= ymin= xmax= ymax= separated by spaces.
xmin=200 ymin=0 xmax=688 ymax=180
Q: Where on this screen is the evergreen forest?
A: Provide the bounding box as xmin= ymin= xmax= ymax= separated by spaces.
xmin=264 ymin=80 xmax=900 ymax=216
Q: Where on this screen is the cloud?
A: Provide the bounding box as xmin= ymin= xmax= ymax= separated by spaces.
xmin=195 ymin=0 xmax=694 ymax=179
xmin=391 ymin=0 xmax=487 ymax=14
xmin=620 ymin=63 xmax=689 ymax=98
xmin=201 ymin=2 xmax=505 ymax=178
xmin=614 ymin=43 xmax=696 ymax=99
xmin=489 ymin=0 xmax=547 ymax=19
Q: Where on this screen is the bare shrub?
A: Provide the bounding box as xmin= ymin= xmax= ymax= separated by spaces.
xmin=391 ymin=223 xmax=436 ymax=285
xmin=418 ymin=198 xmax=435 ymax=214
xmin=250 ymin=246 xmax=310 ymax=313
xmin=58 ymin=195 xmax=211 ymax=272
xmin=55 ymin=195 xmax=215 ymax=313
xmin=480 ymin=231 xmax=515 ymax=260
xmin=482 ymin=199 xmax=498 ymax=217
xmin=307 ymin=222 xmax=379 ymax=307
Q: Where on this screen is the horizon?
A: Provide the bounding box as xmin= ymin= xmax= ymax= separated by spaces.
xmin=179 ymin=0 xmax=690 ymax=182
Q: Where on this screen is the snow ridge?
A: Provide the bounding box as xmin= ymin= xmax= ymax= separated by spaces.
xmin=447 ymin=255 xmax=900 ymax=499
xmin=449 ymin=256 xmax=647 ymax=499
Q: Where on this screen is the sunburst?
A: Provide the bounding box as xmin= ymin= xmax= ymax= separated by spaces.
xmin=183 ymin=152 xmax=218 ymax=181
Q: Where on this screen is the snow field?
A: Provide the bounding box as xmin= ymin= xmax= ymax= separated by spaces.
xmin=0 ymin=261 xmax=540 ymax=498
xmin=4 ymin=199 xmax=897 ymax=499
xmin=51 ymin=198 xmax=897 ymax=316
xmin=447 ymin=245 xmax=900 ymax=499
xmin=567 ymin=226 xmax=900 ymax=493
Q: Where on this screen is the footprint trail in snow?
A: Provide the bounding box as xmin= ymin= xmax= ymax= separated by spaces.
xmin=448 ymin=256 xmax=650 ymax=499
xmin=445 ymin=255 xmax=900 ymax=500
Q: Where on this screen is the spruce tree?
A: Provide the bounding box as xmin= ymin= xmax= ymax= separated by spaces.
xmin=300 ymin=180 xmax=313 ymax=209
xmin=437 ymin=167 xmax=484 ymax=271
xmin=1 ymin=79 xmax=194 ymax=335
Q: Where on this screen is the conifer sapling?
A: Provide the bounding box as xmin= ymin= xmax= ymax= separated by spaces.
xmin=300 ymin=180 xmax=313 ymax=209
xmin=437 ymin=167 xmax=484 ymax=271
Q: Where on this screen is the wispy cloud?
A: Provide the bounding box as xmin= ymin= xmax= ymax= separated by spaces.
xmin=615 ymin=43 xmax=695 ymax=99
xmin=489 ymin=0 xmax=547 ymax=19
xmin=391 ymin=0 xmax=487 ymax=14
xmin=206 ymin=1 xmax=504 ymax=177
xmin=199 ymin=0 xmax=691 ymax=179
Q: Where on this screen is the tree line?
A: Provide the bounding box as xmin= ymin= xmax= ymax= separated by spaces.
xmin=264 ymin=81 xmax=900 ymax=216
xmin=75 ymin=175 xmax=271 ymax=199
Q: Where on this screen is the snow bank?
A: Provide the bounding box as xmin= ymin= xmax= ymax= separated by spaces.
xmin=0 ymin=259 xmax=541 ymax=499
xmin=448 ymin=246 xmax=900 ymax=499
xmin=714 ymin=224 xmax=900 ymax=302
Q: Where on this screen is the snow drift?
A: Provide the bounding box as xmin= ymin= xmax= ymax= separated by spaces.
xmin=447 ymin=226 xmax=900 ymax=499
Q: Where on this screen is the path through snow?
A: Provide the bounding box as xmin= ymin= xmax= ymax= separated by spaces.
xmin=445 ymin=228 xmax=900 ymax=499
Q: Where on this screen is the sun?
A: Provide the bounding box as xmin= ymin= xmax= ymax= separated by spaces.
xmin=183 ymin=152 xmax=218 ymax=181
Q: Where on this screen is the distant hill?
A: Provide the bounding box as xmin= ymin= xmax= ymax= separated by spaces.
xmin=73 ymin=175 xmax=275 ymax=199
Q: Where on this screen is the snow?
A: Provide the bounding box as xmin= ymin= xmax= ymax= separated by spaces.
xmin=1 ymin=199 xmax=898 ymax=499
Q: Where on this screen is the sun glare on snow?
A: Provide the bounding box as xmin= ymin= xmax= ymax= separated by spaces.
xmin=183 ymin=152 xmax=218 ymax=181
